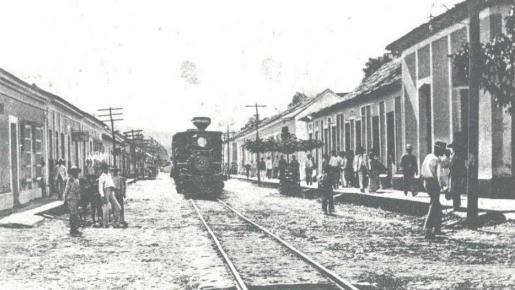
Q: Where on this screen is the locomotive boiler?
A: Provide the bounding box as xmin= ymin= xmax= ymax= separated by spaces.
xmin=171 ymin=117 xmax=224 ymax=197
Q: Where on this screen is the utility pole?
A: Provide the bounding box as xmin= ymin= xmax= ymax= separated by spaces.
xmin=224 ymin=125 xmax=235 ymax=178
xmin=98 ymin=107 xmax=123 ymax=168
xmin=124 ymin=129 xmax=143 ymax=178
xmin=466 ymin=0 xmax=481 ymax=228
xmin=245 ymin=103 xmax=266 ymax=186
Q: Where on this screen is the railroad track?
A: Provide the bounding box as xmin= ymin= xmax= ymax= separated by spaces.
xmin=191 ymin=198 xmax=359 ymax=290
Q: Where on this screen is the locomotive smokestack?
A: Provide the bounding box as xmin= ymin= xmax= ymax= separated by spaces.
xmin=191 ymin=117 xmax=211 ymax=131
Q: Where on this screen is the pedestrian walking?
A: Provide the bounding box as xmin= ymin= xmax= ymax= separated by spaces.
xmin=54 ymin=159 xmax=68 ymax=200
xmin=400 ymin=144 xmax=418 ymax=196
xmin=318 ymin=173 xmax=334 ymax=215
xmin=64 ymin=167 xmax=82 ymax=237
xmin=305 ymin=154 xmax=314 ymax=185
xmin=421 ymin=141 xmax=446 ymax=239
xmin=266 ymin=156 xmax=273 ymax=179
xmin=112 ymin=167 xmax=128 ymax=228
xmin=449 ymin=135 xmax=467 ymax=210
xmin=98 ymin=163 xmax=122 ymax=228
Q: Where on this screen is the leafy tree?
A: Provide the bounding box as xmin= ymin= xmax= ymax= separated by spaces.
xmin=452 ymin=9 xmax=514 ymax=183
xmin=288 ymin=92 xmax=309 ymax=108
xmin=362 ymin=52 xmax=393 ymax=80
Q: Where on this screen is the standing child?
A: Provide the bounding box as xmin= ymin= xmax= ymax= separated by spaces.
xmin=64 ymin=167 xmax=82 ymax=237
xmin=112 ymin=167 xmax=128 ymax=228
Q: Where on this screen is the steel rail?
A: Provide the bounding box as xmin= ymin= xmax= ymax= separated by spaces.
xmin=190 ymin=199 xmax=249 ymax=290
xmin=218 ymin=199 xmax=359 ymax=290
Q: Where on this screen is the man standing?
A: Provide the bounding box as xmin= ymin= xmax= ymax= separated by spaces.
xmin=244 ymin=162 xmax=251 ymax=179
xmin=328 ymin=151 xmax=340 ymax=188
xmin=259 ymin=158 xmax=266 ymax=181
xmin=421 ymin=141 xmax=446 ymax=239
xmin=265 ymin=156 xmax=273 ymax=179
xmin=278 ymin=155 xmax=287 ymax=183
xmin=290 ymin=155 xmax=300 ymax=184
xmin=318 ymin=172 xmax=334 ymax=215
xmin=400 ymin=144 xmax=418 ymax=196
xmin=353 ymin=147 xmax=367 ymax=192
xmin=54 ymin=159 xmax=68 ymax=200
xmin=305 ymin=154 xmax=314 ymax=185
xmin=98 ymin=164 xmax=121 ymax=228
xmin=64 ymin=167 xmax=82 ymax=237
xmin=112 ymin=167 xmax=128 ymax=228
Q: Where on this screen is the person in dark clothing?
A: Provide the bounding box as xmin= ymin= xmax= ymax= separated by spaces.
xmin=278 ymin=155 xmax=287 ymax=182
xmin=400 ymin=144 xmax=418 ymax=196
xmin=64 ymin=167 xmax=82 ymax=237
xmin=290 ymin=155 xmax=300 ymax=184
xmin=244 ymin=163 xmax=251 ymax=179
xmin=449 ymin=137 xmax=467 ymax=211
xmin=318 ymin=173 xmax=334 ymax=214
xmin=344 ymin=151 xmax=354 ymax=187
xmin=258 ymin=158 xmax=266 ymax=181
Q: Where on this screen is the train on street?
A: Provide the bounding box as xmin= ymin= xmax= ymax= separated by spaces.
xmin=171 ymin=117 xmax=224 ymax=197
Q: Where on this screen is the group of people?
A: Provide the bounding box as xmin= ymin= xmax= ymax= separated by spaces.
xmin=309 ymin=148 xmax=387 ymax=193
xmin=418 ymin=138 xmax=467 ymax=239
xmin=53 ymin=160 xmax=128 ymax=237
xmin=244 ymin=155 xmax=301 ymax=183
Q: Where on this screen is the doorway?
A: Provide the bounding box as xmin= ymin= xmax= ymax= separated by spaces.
xmin=418 ymin=84 xmax=432 ymax=157
xmin=372 ymin=115 xmax=380 ymax=156
xmin=10 ymin=122 xmax=19 ymax=207
xmin=386 ymin=112 xmax=395 ymax=163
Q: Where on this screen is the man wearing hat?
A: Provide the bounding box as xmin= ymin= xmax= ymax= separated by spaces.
xmin=400 ymin=144 xmax=418 ymax=196
xmin=64 ymin=166 xmax=82 ymax=237
xmin=420 ymin=141 xmax=446 ymax=239
xmin=449 ymin=133 xmax=467 ymax=210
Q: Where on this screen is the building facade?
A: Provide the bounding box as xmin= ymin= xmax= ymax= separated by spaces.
xmin=304 ymin=61 xmax=402 ymax=176
xmin=230 ymin=89 xmax=342 ymax=180
xmin=386 ymin=0 xmax=513 ymax=195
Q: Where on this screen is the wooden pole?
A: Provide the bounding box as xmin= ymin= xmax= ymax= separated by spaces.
xmin=466 ymin=0 xmax=481 ymax=228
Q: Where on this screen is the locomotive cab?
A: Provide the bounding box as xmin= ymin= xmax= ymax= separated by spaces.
xmin=172 ymin=117 xmax=224 ymax=197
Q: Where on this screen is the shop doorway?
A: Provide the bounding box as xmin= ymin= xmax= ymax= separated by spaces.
xmin=418 ymin=84 xmax=432 ymax=157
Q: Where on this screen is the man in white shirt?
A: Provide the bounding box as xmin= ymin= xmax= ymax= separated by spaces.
xmin=421 ymin=141 xmax=446 ymax=239
xmin=54 ymin=160 xmax=68 ymax=200
xmin=328 ymin=151 xmax=340 ymax=188
xmin=98 ymin=163 xmax=121 ymax=228
xmin=265 ymin=157 xmax=273 ymax=179
xmin=353 ymin=147 xmax=368 ymax=192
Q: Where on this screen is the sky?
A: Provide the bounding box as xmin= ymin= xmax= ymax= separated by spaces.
xmin=0 ymin=0 xmax=463 ymax=140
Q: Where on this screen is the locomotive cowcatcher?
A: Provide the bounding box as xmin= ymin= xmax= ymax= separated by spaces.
xmin=171 ymin=117 xmax=224 ymax=197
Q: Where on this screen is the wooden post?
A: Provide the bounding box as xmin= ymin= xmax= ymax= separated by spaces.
xmin=466 ymin=0 xmax=481 ymax=228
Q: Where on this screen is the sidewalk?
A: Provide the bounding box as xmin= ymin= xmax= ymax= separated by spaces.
xmin=0 ymin=178 xmax=138 ymax=228
xmin=231 ymin=174 xmax=515 ymax=220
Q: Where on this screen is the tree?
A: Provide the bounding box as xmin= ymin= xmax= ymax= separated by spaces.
xmin=452 ymin=8 xmax=515 ymax=190
xmin=288 ymin=92 xmax=309 ymax=108
xmin=362 ymin=52 xmax=393 ymax=80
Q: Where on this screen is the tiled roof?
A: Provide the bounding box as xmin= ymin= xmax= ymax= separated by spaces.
xmin=309 ymin=59 xmax=401 ymax=118
xmin=386 ymin=0 xmax=511 ymax=53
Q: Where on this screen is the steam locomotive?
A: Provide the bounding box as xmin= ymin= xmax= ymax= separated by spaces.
xmin=171 ymin=117 xmax=224 ymax=197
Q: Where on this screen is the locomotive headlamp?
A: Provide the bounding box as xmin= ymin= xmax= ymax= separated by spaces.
xmin=197 ymin=137 xmax=207 ymax=147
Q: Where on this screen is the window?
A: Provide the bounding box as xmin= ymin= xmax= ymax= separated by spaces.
xmin=34 ymin=127 xmax=43 ymax=179
xmin=21 ymin=124 xmax=33 ymax=188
